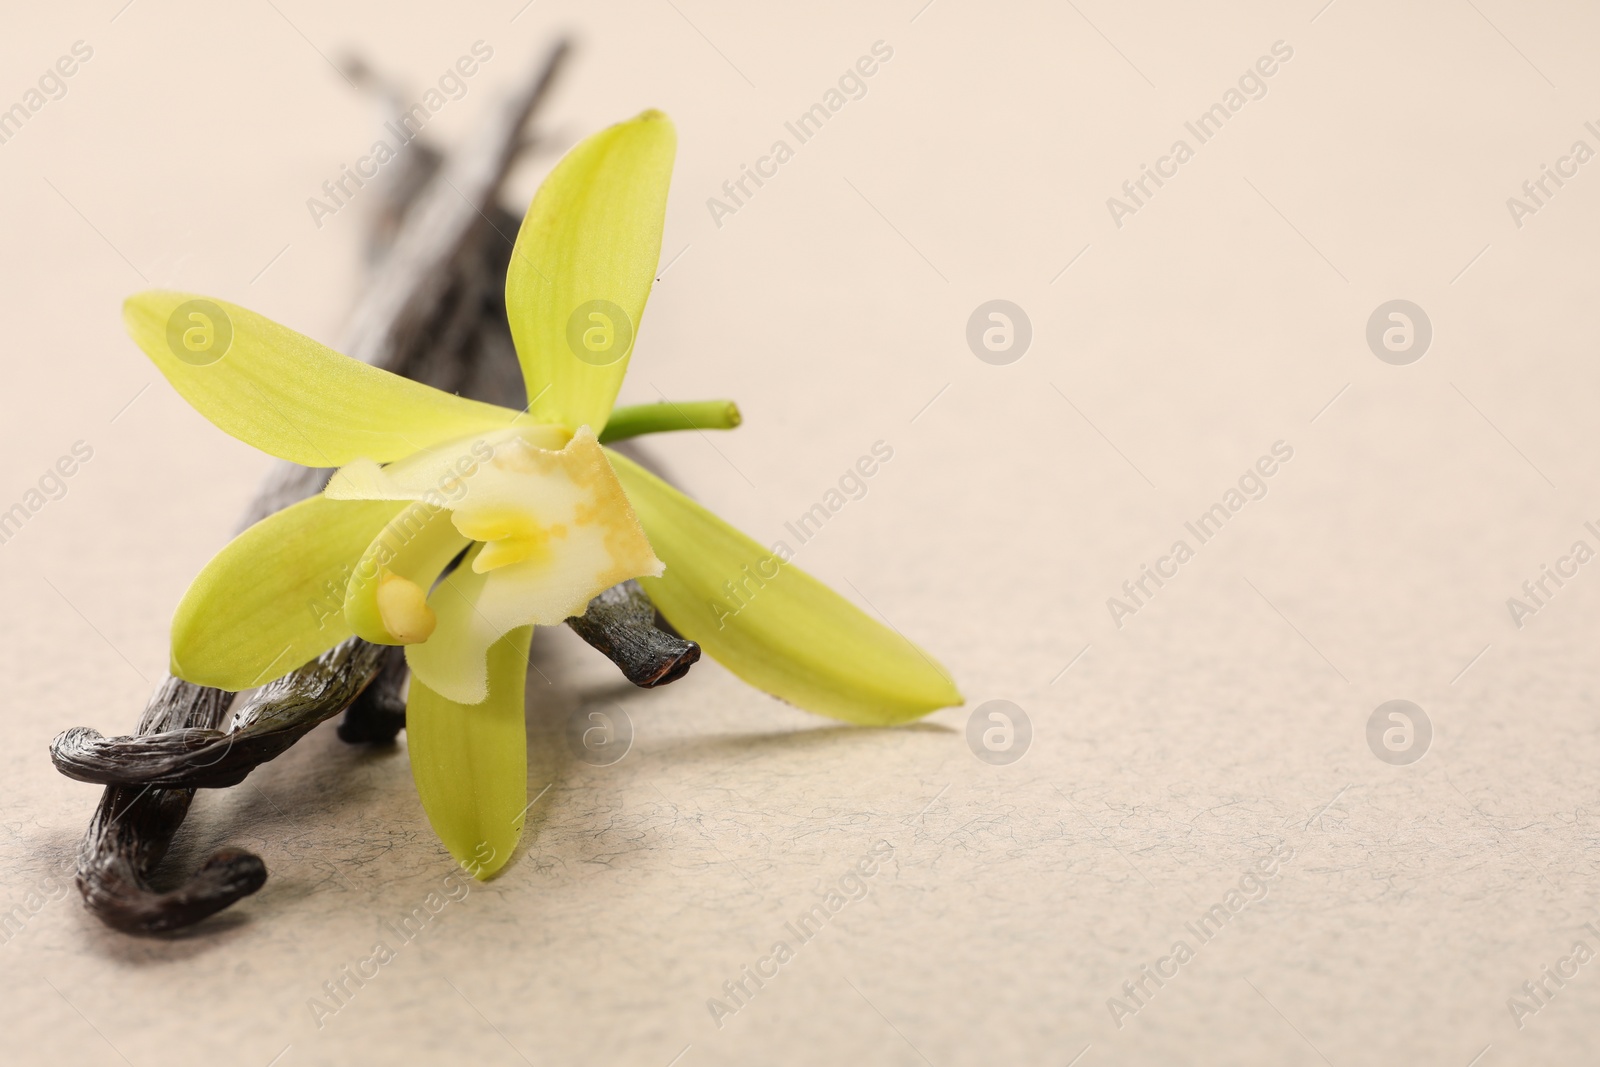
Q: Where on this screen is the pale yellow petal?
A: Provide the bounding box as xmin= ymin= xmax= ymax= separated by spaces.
xmin=125 ymin=291 xmax=522 ymax=466
xmin=170 ymin=496 xmax=404 ymax=690
xmin=405 ymin=546 xmax=501 ymax=705
xmin=407 ymin=626 xmax=532 ymax=878
xmin=506 ymin=111 xmax=676 ymax=432
xmin=323 ymin=425 xmax=568 ymax=503
xmin=608 ymin=450 xmax=962 ymax=725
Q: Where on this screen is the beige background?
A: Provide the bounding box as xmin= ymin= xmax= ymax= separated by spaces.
xmin=3 ymin=0 xmax=1599 ymax=1063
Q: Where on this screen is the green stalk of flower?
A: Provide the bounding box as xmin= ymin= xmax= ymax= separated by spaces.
xmin=123 ymin=110 xmax=960 ymax=878
xmin=598 ymin=399 xmax=741 ymax=443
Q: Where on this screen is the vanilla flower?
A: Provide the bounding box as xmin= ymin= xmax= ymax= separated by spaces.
xmin=125 ymin=111 xmax=960 ymax=876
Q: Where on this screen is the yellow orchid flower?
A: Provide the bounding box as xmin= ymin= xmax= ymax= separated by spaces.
xmin=124 ymin=110 xmax=961 ymax=878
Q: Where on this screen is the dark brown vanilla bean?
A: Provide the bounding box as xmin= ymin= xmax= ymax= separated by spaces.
xmin=53 ymin=640 xmax=385 ymax=789
xmin=567 ymin=579 xmax=701 ymax=687
xmin=337 ymin=643 xmax=410 ymax=745
xmin=74 ymin=677 xmax=264 ymax=934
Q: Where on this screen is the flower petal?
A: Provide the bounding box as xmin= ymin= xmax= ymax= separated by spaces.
xmin=323 ymin=426 xmax=564 ymax=503
xmin=125 ymin=291 xmax=522 ymax=466
xmin=406 ymin=625 xmax=532 ymax=879
xmin=170 ymin=495 xmax=404 ymax=690
xmin=404 ymin=432 xmax=663 ymax=704
xmin=607 ymin=451 xmax=962 ymax=725
xmin=343 ymin=502 xmax=471 ymax=645
xmin=404 ymin=545 xmax=500 ymax=705
xmin=506 ymin=110 xmax=676 ymax=432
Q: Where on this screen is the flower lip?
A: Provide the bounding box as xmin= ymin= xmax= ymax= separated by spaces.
xmin=453 ymin=504 xmax=568 ymax=573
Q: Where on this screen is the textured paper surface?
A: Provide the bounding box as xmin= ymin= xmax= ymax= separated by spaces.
xmin=2 ymin=2 xmax=1598 ymax=1064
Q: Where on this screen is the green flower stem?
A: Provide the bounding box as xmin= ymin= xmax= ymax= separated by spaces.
xmin=600 ymin=400 xmax=741 ymax=443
